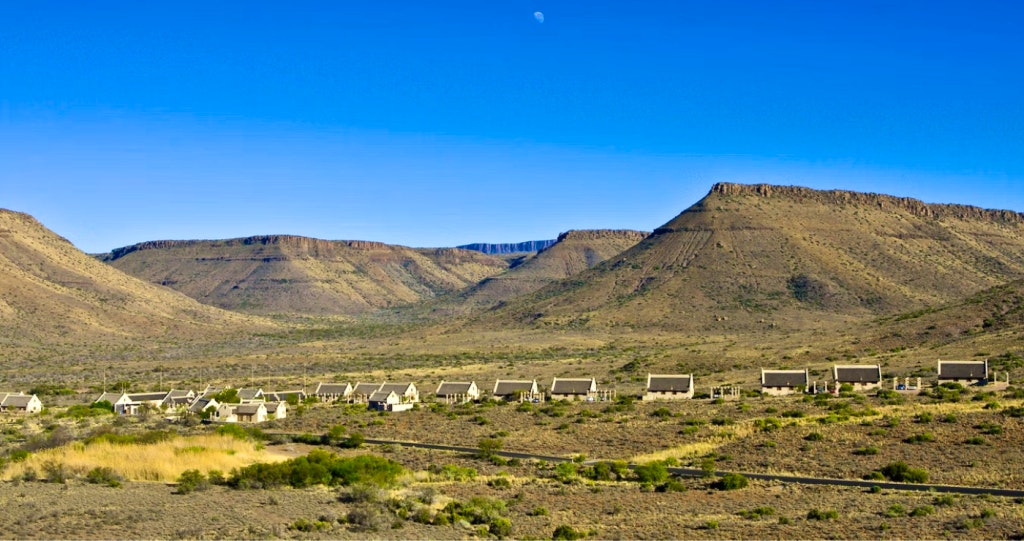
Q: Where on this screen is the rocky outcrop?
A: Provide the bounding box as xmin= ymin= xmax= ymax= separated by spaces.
xmin=710 ymin=182 xmax=1024 ymax=223
xmin=554 ymin=230 xmax=648 ymax=243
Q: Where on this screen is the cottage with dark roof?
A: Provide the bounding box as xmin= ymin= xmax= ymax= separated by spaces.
xmin=265 ymin=390 xmax=307 ymax=404
xmin=95 ymin=392 xmax=139 ymax=415
xmin=312 ymin=382 xmax=353 ymax=402
xmin=0 ymin=393 xmax=42 ymax=414
xmin=351 ymin=383 xmax=383 ymax=403
xmin=760 ymin=369 xmax=808 ymax=396
xmin=491 ymin=380 xmax=542 ymax=402
xmin=265 ymin=401 xmax=287 ymax=419
xmin=378 ymin=382 xmax=419 ymax=403
xmin=642 ymin=374 xmax=694 ymax=400
xmin=832 ymin=365 xmax=882 ymax=392
xmin=938 ymin=360 xmax=988 ymax=384
xmin=435 ymin=381 xmax=481 ymax=403
xmin=369 ymin=390 xmax=413 ymax=412
xmin=549 ymin=377 xmax=599 ymax=401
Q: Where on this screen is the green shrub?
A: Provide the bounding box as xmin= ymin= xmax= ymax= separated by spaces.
xmin=176 ymin=469 xmax=209 ymax=494
xmin=340 ymin=432 xmax=365 ymax=448
xmin=552 ymin=525 xmax=587 ymax=540
xmin=933 ymin=494 xmax=956 ymax=506
xmin=807 ymin=508 xmax=838 ymax=521
xmin=854 ymin=446 xmax=879 ymax=456
xmin=914 ymin=412 xmax=933 ymax=423
xmin=966 ymin=436 xmax=987 ymax=445
xmin=427 ymin=464 xmax=477 ymax=482
xmin=884 ymin=503 xmax=906 ymax=517
xmin=528 ymin=507 xmax=549 ymax=516
xmin=754 ymin=417 xmax=782 ymax=432
xmin=634 ymin=461 xmax=669 ymax=485
xmin=712 ymin=473 xmax=749 ymax=491
xmin=910 ymin=505 xmax=934 ymax=517
xmin=41 ymin=460 xmax=71 ymax=484
xmin=488 ymin=477 xmax=512 ymax=489
xmin=738 ymin=506 xmax=775 ymax=520
xmin=878 ymin=461 xmax=928 ymax=483
xmin=650 ymin=407 xmax=672 ymax=418
xmin=228 ymin=451 xmax=404 ymax=489
xmin=804 ymin=432 xmax=824 ymax=441
xmin=85 ymin=466 xmax=123 ymax=487
xmin=903 ymin=432 xmax=936 ymax=444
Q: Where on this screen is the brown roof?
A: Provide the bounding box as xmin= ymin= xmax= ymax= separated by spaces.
xmin=833 ymin=365 xmax=882 ymax=383
xmin=235 ymin=403 xmax=266 ymax=415
xmin=762 ymin=370 xmax=808 ymax=388
xmin=647 ymin=375 xmax=693 ymax=392
xmin=550 ymin=378 xmax=596 ymax=395
xmin=938 ymin=361 xmax=988 ymax=380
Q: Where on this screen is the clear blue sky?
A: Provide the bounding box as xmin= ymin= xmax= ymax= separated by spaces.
xmin=2 ymin=1 xmax=1022 ymax=253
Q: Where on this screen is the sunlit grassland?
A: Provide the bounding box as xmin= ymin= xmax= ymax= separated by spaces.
xmin=2 ymin=433 xmax=288 ymax=483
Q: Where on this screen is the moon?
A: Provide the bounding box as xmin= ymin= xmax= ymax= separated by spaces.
xmin=534 ymin=11 xmax=544 ymax=23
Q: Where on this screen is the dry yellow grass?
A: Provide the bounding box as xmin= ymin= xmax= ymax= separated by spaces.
xmin=2 ymin=433 xmax=288 ymax=483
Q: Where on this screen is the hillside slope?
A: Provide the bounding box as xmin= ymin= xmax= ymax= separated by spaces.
xmin=445 ymin=229 xmax=647 ymax=313
xmin=101 ymin=236 xmax=511 ymax=316
xmin=474 ymin=183 xmax=1024 ymax=333
xmin=0 ymin=209 xmax=263 ymax=347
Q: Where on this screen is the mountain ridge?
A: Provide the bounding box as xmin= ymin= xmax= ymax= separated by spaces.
xmin=457 ymin=240 xmax=557 ymax=254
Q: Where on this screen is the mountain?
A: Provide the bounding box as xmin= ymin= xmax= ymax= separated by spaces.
xmin=441 ymin=230 xmax=647 ymax=313
xmin=458 ymin=240 xmax=557 ymax=254
xmin=101 ymin=236 xmax=511 ymax=316
xmin=473 ymin=183 xmax=1024 ymax=333
xmin=0 ymin=209 xmax=262 ymax=349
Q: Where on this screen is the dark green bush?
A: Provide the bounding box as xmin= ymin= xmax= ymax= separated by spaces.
xmin=85 ymin=466 xmax=123 ymax=487
xmin=712 ymin=473 xmax=749 ymax=490
xmin=176 ymin=469 xmax=209 ymax=494
xmin=228 ymin=450 xmax=404 ymax=490
xmin=807 ymin=508 xmax=838 ymax=521
xmin=552 ymin=525 xmax=587 ymax=540
xmin=878 ymin=461 xmax=928 ymax=483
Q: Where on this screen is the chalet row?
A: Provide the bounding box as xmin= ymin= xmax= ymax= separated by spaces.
xmin=760 ymin=360 xmax=999 ymax=396
xmin=94 ymin=386 xmax=292 ymax=423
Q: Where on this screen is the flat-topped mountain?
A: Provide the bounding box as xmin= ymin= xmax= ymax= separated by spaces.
xmin=0 ymin=209 xmax=262 ymax=349
xmin=457 ymin=240 xmax=557 ymax=254
xmin=101 ymin=235 xmax=511 ymax=316
xmin=475 ymin=183 xmax=1024 ymax=333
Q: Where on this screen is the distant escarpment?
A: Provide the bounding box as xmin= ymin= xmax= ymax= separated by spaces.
xmin=472 ymin=183 xmax=1024 ymax=334
xmin=458 ymin=240 xmax=557 ymax=254
xmin=103 ymin=236 xmax=510 ymax=316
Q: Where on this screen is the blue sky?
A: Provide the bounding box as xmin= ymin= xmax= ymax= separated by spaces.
xmin=2 ymin=1 xmax=1022 ymax=253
